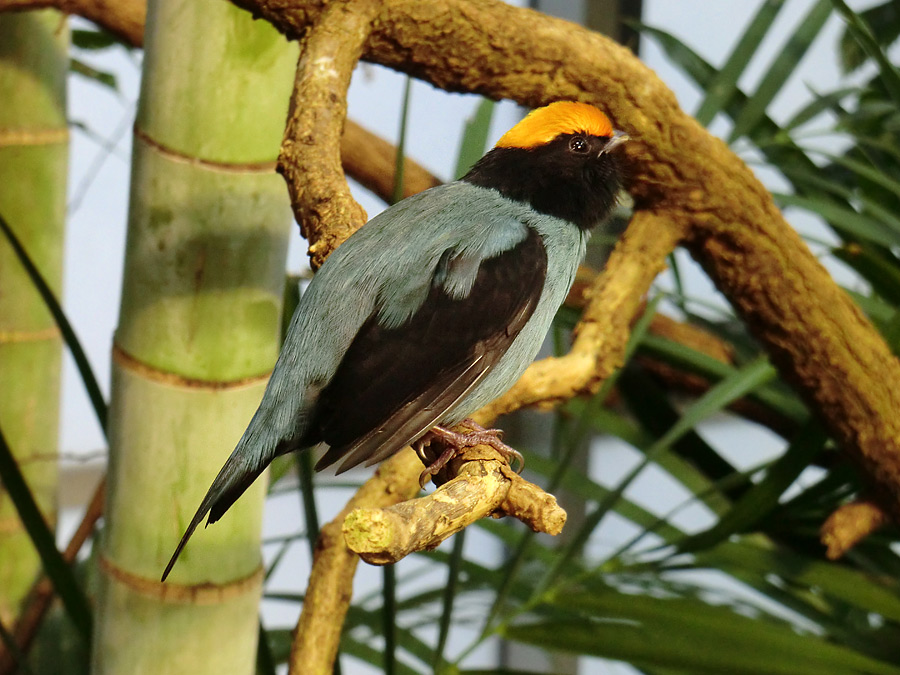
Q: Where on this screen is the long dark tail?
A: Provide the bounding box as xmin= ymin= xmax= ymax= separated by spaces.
xmin=161 ymin=453 xmax=267 ymax=582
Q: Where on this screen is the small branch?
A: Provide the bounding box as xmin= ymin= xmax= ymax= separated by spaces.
xmin=343 ymin=445 xmax=565 ymax=565
xmin=341 ymin=120 xmax=442 ymax=203
xmin=277 ymin=0 xmax=382 ymax=269
xmin=289 ymin=449 xmax=421 ymax=675
xmin=820 ymin=498 xmax=889 ymax=560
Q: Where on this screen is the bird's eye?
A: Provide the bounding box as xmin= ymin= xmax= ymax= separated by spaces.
xmin=568 ymin=136 xmax=589 ymax=153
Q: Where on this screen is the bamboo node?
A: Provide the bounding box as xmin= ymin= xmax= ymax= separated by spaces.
xmin=99 ymin=555 xmax=263 ymax=605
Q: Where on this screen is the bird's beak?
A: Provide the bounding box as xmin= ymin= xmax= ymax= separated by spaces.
xmin=600 ymin=130 xmax=630 ymax=156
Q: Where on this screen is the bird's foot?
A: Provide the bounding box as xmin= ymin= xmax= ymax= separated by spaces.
xmin=414 ymin=419 xmax=524 ymax=487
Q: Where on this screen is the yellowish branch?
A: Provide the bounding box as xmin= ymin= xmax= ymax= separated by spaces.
xmin=277 ymin=0 xmax=382 ymax=269
xmin=344 ymin=445 xmax=566 ymax=566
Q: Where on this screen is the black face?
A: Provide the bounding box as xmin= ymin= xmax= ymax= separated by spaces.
xmin=462 ymin=133 xmax=623 ymax=230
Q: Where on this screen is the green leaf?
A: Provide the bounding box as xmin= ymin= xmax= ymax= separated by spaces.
xmin=434 ymin=530 xmax=466 ymax=670
xmin=649 ymin=356 xmax=776 ymax=452
xmin=814 ymin=150 xmax=900 ymax=202
xmin=831 ymin=0 xmax=900 ymax=105
xmin=535 ymin=357 xmax=776 ymax=597
xmin=392 ymin=76 xmax=414 ymax=204
xmin=383 ymin=564 xmax=398 ymax=675
xmin=834 ymin=244 xmax=900 ymax=306
xmin=71 ymin=29 xmax=120 ymax=51
xmin=774 ymin=192 xmax=899 ymax=247
xmin=692 ymin=540 xmax=900 ymax=624
xmin=638 ymin=334 xmax=807 ymax=423
xmin=455 ymin=98 xmax=495 ymax=179
xmin=340 ymin=635 xmax=422 ymax=675
xmin=0 ymin=426 xmax=93 ymax=642
xmin=506 ymin=590 xmax=900 ymax=674
xmin=839 ymin=1 xmax=900 ymax=73
xmin=694 ymin=0 xmax=787 ymax=126
xmin=69 ymin=58 xmax=118 ymax=91
xmin=256 ymin=621 xmax=277 ymax=675
xmin=0 ymin=213 xmax=107 ymax=433
xmin=633 ymin=23 xmax=715 ymax=86
xmin=783 ymin=87 xmax=857 ymax=131
xmin=729 ymin=0 xmax=833 ymax=142
xmin=677 ymin=421 xmax=827 ymax=552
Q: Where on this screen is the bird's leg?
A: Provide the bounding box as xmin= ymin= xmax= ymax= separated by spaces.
xmin=414 ymin=436 xmax=458 ymax=488
xmin=431 ymin=419 xmax=525 ymax=470
xmin=413 ymin=419 xmax=525 ymax=487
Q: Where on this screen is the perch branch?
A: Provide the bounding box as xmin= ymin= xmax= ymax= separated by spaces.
xmin=343 ymin=436 xmax=566 ymax=565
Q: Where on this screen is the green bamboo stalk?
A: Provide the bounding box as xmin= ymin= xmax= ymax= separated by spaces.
xmin=91 ymin=1 xmax=297 ymax=672
xmin=0 ymin=10 xmax=68 ymax=624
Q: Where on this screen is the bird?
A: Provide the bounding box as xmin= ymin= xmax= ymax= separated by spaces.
xmin=162 ymin=100 xmax=628 ymax=581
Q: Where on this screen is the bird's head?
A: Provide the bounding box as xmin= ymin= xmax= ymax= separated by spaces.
xmin=463 ymin=101 xmax=629 ymax=230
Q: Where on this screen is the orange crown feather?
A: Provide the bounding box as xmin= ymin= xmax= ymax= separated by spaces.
xmin=495 ymin=101 xmax=614 ymax=150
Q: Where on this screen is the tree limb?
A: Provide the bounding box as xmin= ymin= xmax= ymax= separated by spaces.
xmin=821 ymin=499 xmax=889 ymax=560
xmin=0 ymin=0 xmax=145 ymax=46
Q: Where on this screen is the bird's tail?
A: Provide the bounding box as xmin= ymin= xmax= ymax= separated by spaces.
xmin=161 ymin=443 xmax=272 ymax=582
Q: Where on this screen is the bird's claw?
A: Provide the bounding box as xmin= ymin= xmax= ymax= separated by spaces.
xmin=414 ymin=419 xmax=525 ymax=486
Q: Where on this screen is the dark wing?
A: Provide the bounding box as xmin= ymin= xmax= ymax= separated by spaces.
xmin=309 ymin=227 xmax=547 ymax=473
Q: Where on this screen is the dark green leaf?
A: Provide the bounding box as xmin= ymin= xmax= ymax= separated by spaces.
xmin=69 ymin=58 xmax=118 ymax=91
xmin=71 ymin=29 xmax=120 ymax=51
xmin=839 ymin=1 xmax=900 ymax=73
xmin=775 ymin=192 xmax=899 ymax=247
xmin=455 ymin=98 xmax=495 ymax=179
xmin=506 ymin=591 xmax=900 ymax=674
xmin=678 ymin=421 xmax=827 ymax=552
xmin=729 ymin=0 xmax=832 ymax=142
xmin=0 ymin=426 xmax=93 ymax=642
xmin=831 ymin=0 xmax=900 ymax=104
xmin=0 ymin=213 xmax=107 ymax=432
xmin=695 ymin=0 xmax=787 ymax=126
